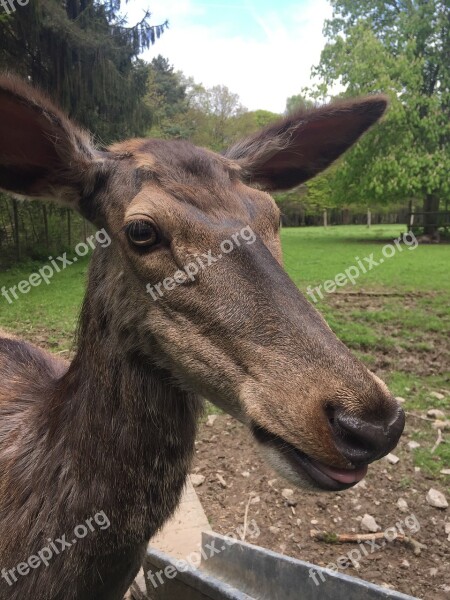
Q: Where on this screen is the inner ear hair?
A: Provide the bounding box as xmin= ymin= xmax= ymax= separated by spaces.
xmin=225 ymin=96 xmax=388 ymax=191
xmin=0 ymin=73 xmax=99 ymax=206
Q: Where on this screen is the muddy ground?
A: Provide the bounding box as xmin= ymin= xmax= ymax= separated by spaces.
xmin=193 ymin=413 xmax=449 ymax=600
xmin=4 ymin=292 xmax=449 ymax=599
xmin=191 ymin=292 xmax=450 ymax=599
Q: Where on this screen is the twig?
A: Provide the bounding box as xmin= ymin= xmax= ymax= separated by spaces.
xmin=311 ymin=530 xmax=385 ymax=543
xmin=406 ymin=412 xmax=435 ymax=423
xmin=334 ymin=292 xmax=419 ymax=298
xmin=216 ymin=473 xmax=227 ymax=488
xmin=310 ymin=530 xmax=427 ymax=555
xmin=431 ymin=429 xmax=443 ymax=454
xmin=242 ymin=495 xmax=252 ymax=542
xmin=403 ymin=536 xmax=428 ymax=556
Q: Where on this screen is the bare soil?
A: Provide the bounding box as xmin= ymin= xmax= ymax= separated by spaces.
xmin=326 ymin=292 xmax=450 ymax=378
xmin=193 ymin=414 xmax=450 ymax=600
xmin=5 ymin=295 xmax=449 ymax=599
xmin=192 ymin=291 xmax=449 ymax=599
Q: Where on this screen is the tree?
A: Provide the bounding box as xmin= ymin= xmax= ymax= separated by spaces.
xmin=252 ymin=109 xmax=281 ymax=129
xmin=0 ymin=1 xmax=168 ymax=266
xmin=310 ymin=0 xmax=450 ymax=234
xmin=285 ymin=94 xmax=314 ymax=114
xmin=144 ymin=66 xmax=280 ymax=149
xmin=145 ymin=56 xmax=190 ymax=138
xmin=153 ymin=81 xmax=248 ymax=150
xmin=223 ymin=109 xmax=280 ymax=144
xmin=0 ymin=0 xmax=168 ymax=141
xmin=188 ymin=84 xmax=247 ymax=150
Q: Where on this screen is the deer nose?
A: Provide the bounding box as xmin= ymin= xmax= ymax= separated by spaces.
xmin=328 ymin=405 xmax=405 ymax=465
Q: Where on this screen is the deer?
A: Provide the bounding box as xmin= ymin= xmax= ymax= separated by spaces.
xmin=0 ymin=74 xmax=405 ymax=600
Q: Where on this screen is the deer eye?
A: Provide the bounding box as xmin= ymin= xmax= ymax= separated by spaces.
xmin=126 ymin=220 xmax=160 ymax=248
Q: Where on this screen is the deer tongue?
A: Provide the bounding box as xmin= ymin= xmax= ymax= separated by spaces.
xmin=312 ymin=461 xmax=368 ymax=484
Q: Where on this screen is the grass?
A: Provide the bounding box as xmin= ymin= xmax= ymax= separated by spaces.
xmin=282 ymin=224 xmax=450 ymax=293
xmin=283 ymin=225 xmax=449 ymax=360
xmin=281 ymin=225 xmax=450 ymax=480
xmin=0 ymin=225 xmax=449 ymax=478
xmin=0 ymin=257 xmax=89 ymax=349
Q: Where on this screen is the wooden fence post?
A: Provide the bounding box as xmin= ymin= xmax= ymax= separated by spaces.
xmin=67 ymin=209 xmax=72 ymax=247
xmin=43 ymin=204 xmax=49 ymax=252
xmin=12 ymin=199 xmax=20 ymax=261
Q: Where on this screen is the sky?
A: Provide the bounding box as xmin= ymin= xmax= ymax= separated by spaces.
xmin=125 ymin=0 xmax=333 ymax=114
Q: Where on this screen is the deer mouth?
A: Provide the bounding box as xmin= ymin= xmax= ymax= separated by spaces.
xmin=251 ymin=425 xmax=368 ymax=492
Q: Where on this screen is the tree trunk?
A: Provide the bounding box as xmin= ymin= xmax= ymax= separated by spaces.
xmin=423 ymin=194 xmax=440 ymax=235
xmin=12 ymin=199 xmax=20 ymax=262
xmin=67 ymin=209 xmax=72 ymax=247
xmin=342 ymin=208 xmax=350 ymax=225
xmin=43 ymin=204 xmax=49 ymax=252
xmin=408 ymin=199 xmax=414 ymax=228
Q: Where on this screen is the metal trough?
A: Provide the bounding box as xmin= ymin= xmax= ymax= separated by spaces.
xmin=144 ymin=532 xmax=418 ymax=600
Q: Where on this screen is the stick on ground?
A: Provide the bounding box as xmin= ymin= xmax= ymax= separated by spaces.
xmin=310 ymin=530 xmax=427 ymax=555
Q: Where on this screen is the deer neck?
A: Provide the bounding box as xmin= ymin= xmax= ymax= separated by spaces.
xmin=50 ymin=290 xmax=203 ymax=542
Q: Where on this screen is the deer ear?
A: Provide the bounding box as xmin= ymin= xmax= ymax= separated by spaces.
xmin=225 ymin=96 xmax=388 ymax=191
xmin=0 ymin=74 xmax=105 ymax=213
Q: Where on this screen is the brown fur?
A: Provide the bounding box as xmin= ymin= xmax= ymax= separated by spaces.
xmin=0 ymin=74 xmax=403 ymax=599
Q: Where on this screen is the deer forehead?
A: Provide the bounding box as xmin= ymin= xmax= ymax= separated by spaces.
xmin=110 ymin=137 xmax=240 ymax=178
xmin=120 ymin=172 xmax=280 ymax=233
xmin=124 ymin=187 xmax=172 ymax=222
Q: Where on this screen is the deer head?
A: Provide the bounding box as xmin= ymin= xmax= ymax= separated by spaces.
xmin=0 ymin=75 xmax=404 ymax=492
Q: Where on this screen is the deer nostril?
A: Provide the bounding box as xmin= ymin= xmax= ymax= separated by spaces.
xmin=328 ymin=405 xmax=405 ymax=466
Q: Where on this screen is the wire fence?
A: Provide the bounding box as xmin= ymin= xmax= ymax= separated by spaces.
xmin=1 ymin=194 xmax=449 ymax=269
xmin=0 ymin=194 xmax=96 ymax=269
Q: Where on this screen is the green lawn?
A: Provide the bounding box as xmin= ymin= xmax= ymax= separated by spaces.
xmin=282 ymin=224 xmax=449 ymax=293
xmin=0 ymin=257 xmax=88 ymax=349
xmin=0 ymin=225 xmax=449 ymax=476
xmin=281 ymin=225 xmax=449 ymax=358
xmin=282 ymin=225 xmax=450 ymax=479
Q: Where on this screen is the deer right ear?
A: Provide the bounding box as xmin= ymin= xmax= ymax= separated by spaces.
xmin=225 ymin=96 xmax=388 ymax=191
xmin=0 ymin=74 xmax=107 ymax=215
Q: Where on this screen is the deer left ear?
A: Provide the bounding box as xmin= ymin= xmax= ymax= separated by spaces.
xmin=225 ymin=96 xmax=388 ymax=191
xmin=0 ymin=73 xmax=106 ymax=213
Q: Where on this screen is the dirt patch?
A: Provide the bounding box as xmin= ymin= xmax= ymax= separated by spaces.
xmin=3 ymin=300 xmax=449 ymax=598
xmin=326 ymin=293 xmax=450 ymax=378
xmin=0 ymin=326 xmax=75 ymax=358
xmin=193 ymin=415 xmax=450 ymax=600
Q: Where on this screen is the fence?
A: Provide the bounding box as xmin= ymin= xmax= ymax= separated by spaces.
xmin=2 ymin=194 xmax=449 ymax=269
xmin=407 ymin=210 xmax=450 ymax=231
xmin=0 ymin=195 xmax=94 ymax=268
xmin=280 ymin=207 xmax=410 ymax=228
